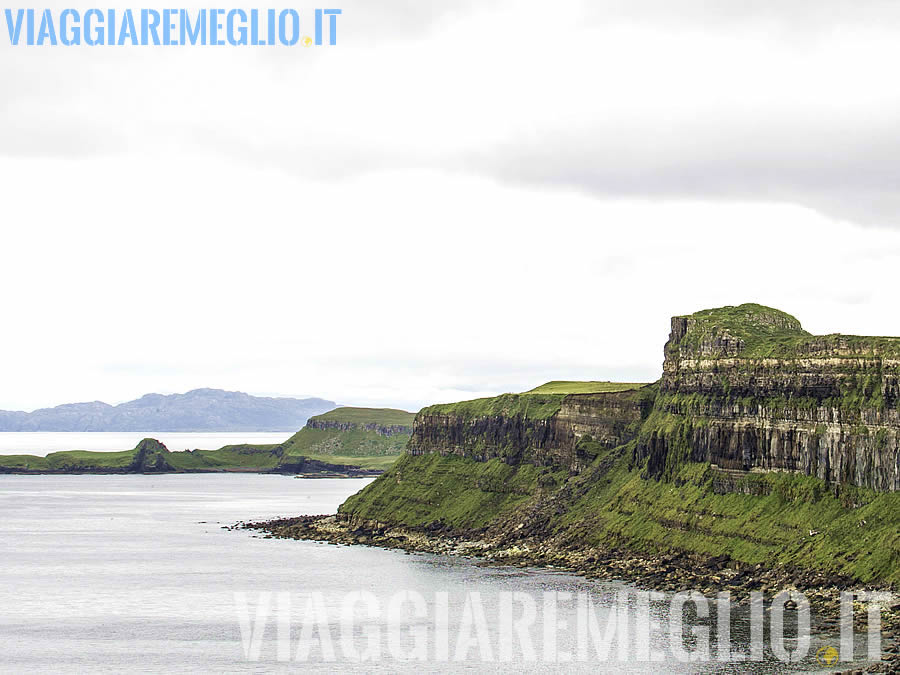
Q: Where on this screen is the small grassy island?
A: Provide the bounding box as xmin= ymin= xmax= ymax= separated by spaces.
xmin=0 ymin=406 xmax=415 ymax=476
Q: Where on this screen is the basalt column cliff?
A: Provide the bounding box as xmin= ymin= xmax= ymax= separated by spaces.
xmin=636 ymin=304 xmax=900 ymax=492
xmin=408 ymin=387 xmax=654 ymax=472
xmin=323 ymin=304 xmax=900 ymax=586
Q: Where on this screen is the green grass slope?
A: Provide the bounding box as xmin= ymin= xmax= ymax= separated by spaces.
xmin=0 ymin=439 xmax=390 ymax=473
xmin=43 ymin=449 xmax=137 ymax=470
xmin=675 ymin=303 xmax=900 ymax=358
xmin=561 ymin=443 xmax=900 ymax=584
xmin=0 ymin=454 xmax=51 ymax=470
xmin=280 ymin=427 xmax=409 ymax=458
xmin=526 ymin=381 xmax=647 ymax=395
xmin=420 ymin=393 xmax=566 ymax=421
xmin=311 ymin=407 xmax=415 ymax=427
xmin=0 ymin=440 xmax=173 ymax=473
xmin=167 ymin=444 xmax=283 ymax=471
xmin=341 ymin=452 xmax=568 ymax=529
xmin=421 ymin=382 xmax=649 ymax=421
xmin=341 ymin=442 xmax=900 ymax=585
xmin=279 ymin=407 xmax=414 ymax=459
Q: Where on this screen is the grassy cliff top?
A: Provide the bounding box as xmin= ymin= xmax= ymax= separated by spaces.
xmin=420 ymin=381 xmax=648 ymax=421
xmin=673 ymin=303 xmax=900 ymax=358
xmin=280 ymin=408 xmax=414 ymax=459
xmin=672 ymin=303 xmax=807 ymax=358
xmin=677 ymin=304 xmax=808 ymax=347
xmin=309 ymin=407 xmax=415 ymax=427
xmin=420 ymin=393 xmax=566 ymax=421
xmin=681 ymin=303 xmax=806 ymax=332
xmin=525 ymin=381 xmax=647 ymax=394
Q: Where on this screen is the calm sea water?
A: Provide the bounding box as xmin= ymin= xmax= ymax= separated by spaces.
xmin=0 ymin=475 xmax=864 ymax=673
xmin=0 ymin=432 xmax=292 ymax=456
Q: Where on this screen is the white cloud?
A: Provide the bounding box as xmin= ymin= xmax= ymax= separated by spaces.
xmin=2 ymin=154 xmax=899 ymax=410
xmin=6 ymin=0 xmax=900 ymax=228
xmin=3 ymin=1 xmax=900 ymax=412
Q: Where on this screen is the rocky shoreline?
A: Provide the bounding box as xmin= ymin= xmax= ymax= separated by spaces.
xmin=241 ymin=513 xmax=900 ymax=673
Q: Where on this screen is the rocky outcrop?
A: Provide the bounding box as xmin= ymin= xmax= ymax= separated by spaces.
xmin=306 ymin=419 xmax=412 ymax=437
xmin=270 ymin=457 xmax=382 ymax=476
xmin=399 ymin=304 xmax=900 ymax=492
xmin=409 ymin=389 xmax=653 ymax=472
xmin=128 ymin=438 xmax=176 ymax=473
xmin=636 ymin=305 xmax=900 ymax=492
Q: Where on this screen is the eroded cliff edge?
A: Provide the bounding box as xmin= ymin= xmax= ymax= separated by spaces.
xmin=277 ymin=407 xmax=414 ymax=459
xmin=264 ymin=305 xmax=900 ymax=587
xmin=636 ymin=304 xmax=900 ymax=491
xmin=408 ymin=386 xmax=654 ymax=471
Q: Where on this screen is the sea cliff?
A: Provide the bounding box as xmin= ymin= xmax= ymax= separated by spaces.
xmin=258 ymin=304 xmax=900 ymax=592
xmin=409 ymin=386 xmax=652 ymax=471
xmin=637 ymin=305 xmax=900 ymax=491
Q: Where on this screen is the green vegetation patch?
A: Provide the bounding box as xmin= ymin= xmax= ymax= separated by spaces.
xmin=0 ymin=437 xmax=399 ymax=473
xmin=421 ymin=383 xmax=652 ymax=422
xmin=280 ymin=427 xmax=410 ymax=459
xmin=560 ymin=447 xmax=900 ymax=584
xmin=0 ymin=454 xmax=50 ymax=470
xmin=311 ymin=407 xmax=415 ymax=427
xmin=167 ymin=444 xmax=282 ymax=471
xmin=420 ymin=393 xmax=566 ymax=421
xmin=681 ymin=303 xmax=806 ymax=335
xmin=525 ymin=381 xmax=648 ymax=395
xmin=43 ymin=449 xmax=138 ymax=470
xmin=341 ymin=443 xmax=900 ymax=585
xmin=340 ymin=453 xmax=567 ymax=529
xmin=275 ymin=406 xmax=415 ymax=463
xmin=672 ymin=304 xmax=809 ymax=357
xmin=674 ymin=303 xmax=900 ymax=359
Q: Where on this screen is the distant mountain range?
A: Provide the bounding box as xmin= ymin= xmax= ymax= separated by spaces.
xmin=0 ymin=389 xmax=337 ymax=432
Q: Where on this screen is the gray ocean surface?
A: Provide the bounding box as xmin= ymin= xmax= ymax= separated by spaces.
xmin=0 ymin=474 xmax=861 ymax=673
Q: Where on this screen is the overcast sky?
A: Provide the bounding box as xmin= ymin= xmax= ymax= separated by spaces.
xmin=4 ymin=0 xmax=900 ymax=412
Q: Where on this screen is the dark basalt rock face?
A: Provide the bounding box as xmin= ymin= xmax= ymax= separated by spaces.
xmin=305 ymin=419 xmax=412 ymax=437
xmin=270 ymin=457 xmax=381 ymax=476
xmin=407 ymin=305 xmax=900 ymax=492
xmin=128 ymin=438 xmax=176 ymax=473
xmin=636 ymin=307 xmax=900 ymax=492
xmin=408 ymin=390 xmax=653 ymax=472
xmin=327 ymin=307 xmax=900 ymax=593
